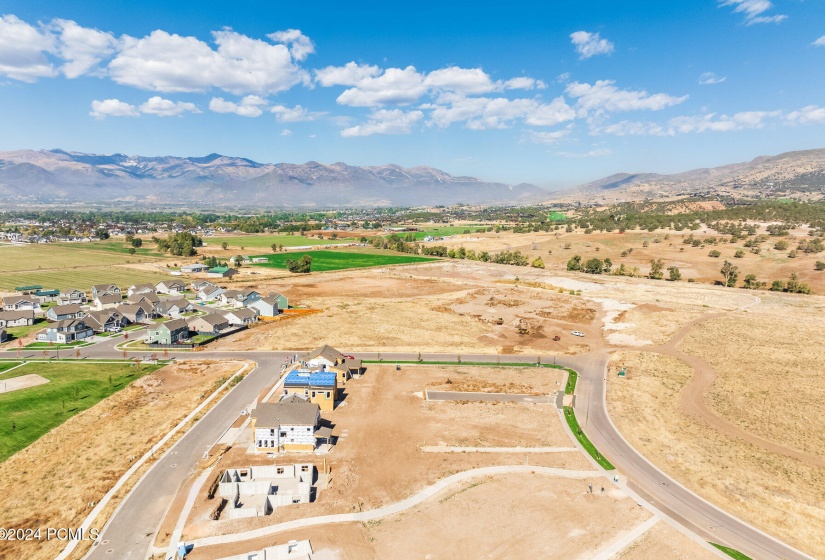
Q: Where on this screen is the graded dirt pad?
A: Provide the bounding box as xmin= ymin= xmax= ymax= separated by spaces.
xmin=0 ymin=360 xmax=244 ymax=560
xmin=427 ymin=365 xmax=563 ymax=395
xmin=615 ymin=521 xmax=720 ymax=560
xmin=0 ymin=373 xmax=49 ymax=393
xmin=182 ymin=364 xmax=591 ymax=541
xmin=186 ymin=474 xmax=678 ymax=560
xmin=607 ymin=351 xmax=825 ymax=558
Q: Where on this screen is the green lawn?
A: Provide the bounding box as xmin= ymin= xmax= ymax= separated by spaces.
xmin=251 ymin=250 xmax=437 ymax=271
xmin=24 ymin=341 xmax=92 ymax=349
xmin=548 ymin=211 xmax=568 ymax=221
xmin=411 ymin=226 xmax=489 ymax=240
xmin=565 ymin=369 xmax=578 ymax=394
xmin=710 ymin=543 xmax=752 ymax=560
xmin=0 ymin=361 xmax=162 ymax=461
xmin=191 ymin=334 xmax=216 ymax=344
xmin=4 ymin=318 xmax=48 ymax=340
xmin=0 ymin=362 xmax=23 ymax=374
xmin=564 ymin=406 xmax=615 ymax=470
xmin=70 ymin=240 xmax=165 ymax=257
xmin=208 ymin=234 xmax=347 ymax=249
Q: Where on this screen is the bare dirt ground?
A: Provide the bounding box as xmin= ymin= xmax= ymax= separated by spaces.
xmin=0 ymin=360 xmax=245 ymax=560
xmin=426 ymin=365 xmax=563 ymax=395
xmin=181 ymin=364 xmax=589 ymax=541
xmin=607 ymin=351 xmax=825 ymax=558
xmin=185 ymin=474 xmax=700 ymax=560
xmin=615 ymin=520 xmax=720 ymax=560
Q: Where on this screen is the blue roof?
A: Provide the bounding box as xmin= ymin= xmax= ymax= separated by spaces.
xmin=284 ymin=370 xmax=336 ymax=388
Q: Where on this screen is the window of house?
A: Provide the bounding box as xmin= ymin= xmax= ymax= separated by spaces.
xmin=301 ymin=465 xmax=309 ymax=472
xmin=258 ymin=440 xmax=262 ymax=447
xmin=277 ymin=467 xmax=285 ymax=474
xmin=270 ymin=429 xmax=275 ymax=436
xmin=326 ymin=391 xmax=331 ymax=399
xmin=280 ymin=431 xmax=286 ymax=438
xmin=311 ymin=391 xmax=316 ymax=398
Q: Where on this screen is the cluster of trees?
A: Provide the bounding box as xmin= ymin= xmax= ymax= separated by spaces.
xmin=124 ymin=234 xmax=143 ymax=248
xmin=566 ymin=255 xmax=613 ymax=274
xmin=154 ymin=232 xmax=203 ymax=256
xmin=201 ymin=256 xmax=227 ymax=268
xmin=286 ymin=255 xmax=312 ymax=273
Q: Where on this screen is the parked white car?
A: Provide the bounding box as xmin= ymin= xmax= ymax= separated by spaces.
xmin=571 ymin=330 xmax=585 ymax=337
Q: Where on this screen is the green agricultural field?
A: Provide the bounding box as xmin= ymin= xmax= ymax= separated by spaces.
xmin=0 ymin=268 xmax=173 ymax=292
xmin=0 ymin=361 xmax=162 ymax=461
xmin=207 ymin=234 xmax=349 ymax=249
xmin=548 ymin=211 xmax=568 ymax=221
xmin=411 ymin=225 xmax=489 ymax=240
xmin=68 ymin=240 xmax=166 ymax=257
xmin=251 ymin=250 xmax=437 ymax=271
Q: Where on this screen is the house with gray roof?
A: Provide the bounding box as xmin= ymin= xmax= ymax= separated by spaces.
xmin=91 ymin=284 xmax=120 ymax=300
xmin=46 ymin=303 xmax=85 ymax=322
xmin=0 ymin=310 xmax=35 ymax=328
xmin=252 ymin=395 xmax=321 ymax=452
xmin=36 ymin=318 xmax=94 ymax=343
xmin=222 ymin=307 xmax=259 ymax=326
xmin=2 ymin=295 xmax=41 ymax=312
xmin=146 ymin=318 xmax=190 ymax=345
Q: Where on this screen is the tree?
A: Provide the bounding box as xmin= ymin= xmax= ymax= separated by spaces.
xmin=584 ymin=257 xmax=604 ymax=274
xmin=531 ymin=257 xmax=545 ymax=269
xmin=566 ymin=255 xmax=582 ymax=271
xmin=131 ymin=237 xmax=143 ymax=248
xmin=742 ymin=274 xmax=760 ymax=289
xmin=667 ymin=266 xmax=681 ymax=281
xmin=221 ymin=242 xmax=229 ymax=250
xmin=603 ymin=257 xmax=612 ymax=274
xmin=233 ymin=255 xmax=243 ymax=268
xmin=734 ymin=249 xmax=745 ymax=258
xmin=125 ymin=234 xmax=134 ymax=243
xmin=286 ymin=254 xmax=312 ymax=273
xmin=774 ymin=240 xmax=789 ymax=250
xmin=770 ymin=280 xmax=785 ymax=291
xmin=648 ymin=258 xmax=664 ymax=279
xmin=271 ymin=243 xmax=278 ymax=252
xmin=128 ymin=247 xmax=136 ymax=255
xmin=785 ymin=273 xmax=811 ymax=294
xmin=720 ymin=260 xmax=739 ymax=287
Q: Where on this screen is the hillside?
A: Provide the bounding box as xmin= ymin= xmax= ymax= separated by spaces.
xmin=0 ymin=149 xmax=545 ymax=208
xmin=554 ymin=149 xmax=825 ymax=204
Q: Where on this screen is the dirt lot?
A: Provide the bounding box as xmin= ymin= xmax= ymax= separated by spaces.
xmin=615 ymin=521 xmax=720 ymax=560
xmin=182 ymin=364 xmax=588 ymax=541
xmin=607 ymin=351 xmax=825 ymax=558
xmin=0 ymin=360 xmax=245 ymax=560
xmin=426 ymin=365 xmax=564 ymax=395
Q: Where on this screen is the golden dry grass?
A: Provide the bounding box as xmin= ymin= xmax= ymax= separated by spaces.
xmin=0 ymin=360 xmax=243 ymax=560
xmin=607 ymin=351 xmax=825 ymax=558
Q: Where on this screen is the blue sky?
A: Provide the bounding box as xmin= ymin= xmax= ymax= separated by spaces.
xmin=1 ymin=0 xmax=824 ymax=188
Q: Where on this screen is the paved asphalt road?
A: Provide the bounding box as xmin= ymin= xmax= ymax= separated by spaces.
xmin=33 ymin=337 xmax=811 ymax=560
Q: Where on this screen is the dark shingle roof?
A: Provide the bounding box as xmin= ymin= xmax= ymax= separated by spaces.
xmin=253 ymin=400 xmax=319 ymax=428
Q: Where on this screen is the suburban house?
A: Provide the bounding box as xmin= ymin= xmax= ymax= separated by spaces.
xmin=84 ymin=310 xmax=127 ymax=333
xmin=46 ymin=304 xmax=85 ymax=322
xmin=283 ymin=370 xmax=338 ymax=412
xmin=252 ymin=395 xmax=321 ymax=452
xmin=34 ymin=289 xmax=61 ymax=303
xmin=2 ymin=295 xmax=41 ymax=312
xmin=219 ymin=288 xmax=261 ymax=308
xmin=36 ymin=318 xmax=94 ymax=343
xmin=117 ymin=303 xmax=150 ymax=324
xmin=155 ymin=299 xmax=193 ymax=318
xmin=128 ymin=292 xmax=160 ymax=307
xmin=302 ymin=344 xmax=362 ymax=383
xmin=248 ymin=293 xmax=287 ymax=317
xmin=207 ymin=266 xmax=237 ymax=278
xmin=198 ymin=285 xmax=226 ymax=301
xmin=127 ymin=283 xmax=156 ymax=297
xmin=156 ymin=280 xmax=186 ymax=295
xmin=188 ymin=314 xmax=230 ymax=335
xmin=57 ymin=289 xmax=87 ymax=305
xmin=0 ymin=310 xmax=35 ymax=328
xmin=190 ymin=280 xmax=216 ymax=292
xmin=146 ymin=318 xmax=190 ymax=345
xmin=181 ymin=263 xmax=209 ymax=273
xmin=91 ymin=284 xmax=121 ymax=300
xmin=222 ymin=308 xmax=259 ymax=326
xmin=92 ymin=293 xmax=123 ymax=310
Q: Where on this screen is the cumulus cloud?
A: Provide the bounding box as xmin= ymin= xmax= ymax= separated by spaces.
xmin=270 ymin=104 xmax=326 ymax=122
xmin=335 ymin=66 xmax=428 ymax=107
xmin=566 ymin=80 xmax=687 ymax=117
xmin=0 ymin=15 xmax=57 ymax=81
xmin=786 ymin=105 xmax=825 ymax=125
xmin=595 ymin=110 xmax=782 ymax=136
xmin=812 ymin=36 xmax=825 ymax=47
xmin=314 ymin=62 xmax=381 ymax=87
xmin=209 ymin=95 xmax=269 ymax=117
xmin=341 ymin=109 xmax=423 ymax=137
xmin=109 ymin=28 xmax=310 ymax=95
xmin=527 ymin=126 xmax=573 ymax=144
xmin=425 ymin=94 xmax=576 ymax=130
xmin=266 ymin=29 xmax=314 ymax=61
xmin=596 ymin=120 xmax=671 ymax=136
xmin=719 ymin=0 xmax=787 ymax=25
xmin=139 ymin=96 xmax=200 ymax=116
xmin=51 ymin=19 xmax=118 ymax=78
xmin=699 ymin=72 xmax=727 ymax=85
xmin=570 ymin=31 xmax=614 ymax=59
xmin=89 ymin=98 xmax=139 ymax=119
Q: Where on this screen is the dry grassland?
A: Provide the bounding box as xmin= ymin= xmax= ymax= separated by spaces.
xmin=182 ymin=364 xmax=589 ymax=541
xmin=615 ymin=521 xmax=720 ymax=560
xmin=0 ymin=360 xmax=243 ymax=560
xmin=607 ymin=351 xmax=825 ymax=558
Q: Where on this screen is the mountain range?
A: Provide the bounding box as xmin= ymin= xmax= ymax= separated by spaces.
xmin=0 ymin=149 xmax=544 ymax=208
xmin=552 ymin=148 xmax=825 ymax=204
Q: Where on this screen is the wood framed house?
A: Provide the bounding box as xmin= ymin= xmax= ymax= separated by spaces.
xmin=197 ymin=285 xmax=225 ymax=302
xmin=187 ymin=314 xmax=230 ymax=335
xmin=0 ymin=310 xmax=35 ymax=328
xmin=252 ymin=396 xmax=321 ymax=453
xmin=2 ymin=295 xmax=41 ymax=312
xmin=92 ymin=293 xmax=123 ymax=310
xmin=57 ymin=289 xmax=87 ymax=305
xmin=283 ymin=370 xmax=338 ymax=412
xmin=156 ymin=280 xmax=186 ymax=295
xmin=84 ymin=310 xmax=127 ymax=333
xmin=222 ymin=307 xmax=259 ymax=326
xmin=117 ymin=303 xmax=149 ymax=324
xmin=126 ymin=283 xmax=156 ymax=297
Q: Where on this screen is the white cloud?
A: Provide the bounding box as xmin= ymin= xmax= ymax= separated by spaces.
xmin=0 ymin=15 xmax=56 ymax=81
xmin=812 ymin=36 xmax=825 ymax=47
xmin=786 ymin=105 xmax=825 ymax=125
xmin=503 ymin=76 xmax=547 ymax=90
xmin=341 ymin=109 xmax=423 ymax=137
xmin=270 ymin=104 xmax=326 ymax=122
xmin=314 ymin=62 xmax=381 ymax=86
xmin=596 ymin=120 xmax=671 ymax=136
xmin=424 ymin=66 xmax=495 ymax=95
xmin=139 ymin=96 xmax=200 ymax=116
xmin=557 ymin=149 xmax=612 ymax=158
xmin=280 ymin=129 xmax=292 ymax=136
xmin=527 ymin=126 xmax=573 ymax=144
xmin=699 ymin=72 xmax=727 ymax=85
xmin=266 ymin=29 xmax=314 ymax=61
xmin=209 ymin=95 xmax=269 ymax=117
xmin=109 ymin=29 xmax=310 ymax=95
xmin=595 ymin=110 xmax=782 ymax=136
xmin=570 ymin=31 xmax=614 ymax=59
xmin=51 ymin=19 xmax=118 ymax=78
xmin=89 ymin=98 xmax=139 ymax=119
xmin=719 ymin=0 xmax=787 ymax=25
xmin=566 ymin=80 xmax=687 ymax=116
xmin=425 ymin=94 xmax=576 ymax=130
xmin=335 ymin=66 xmax=428 ymax=107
